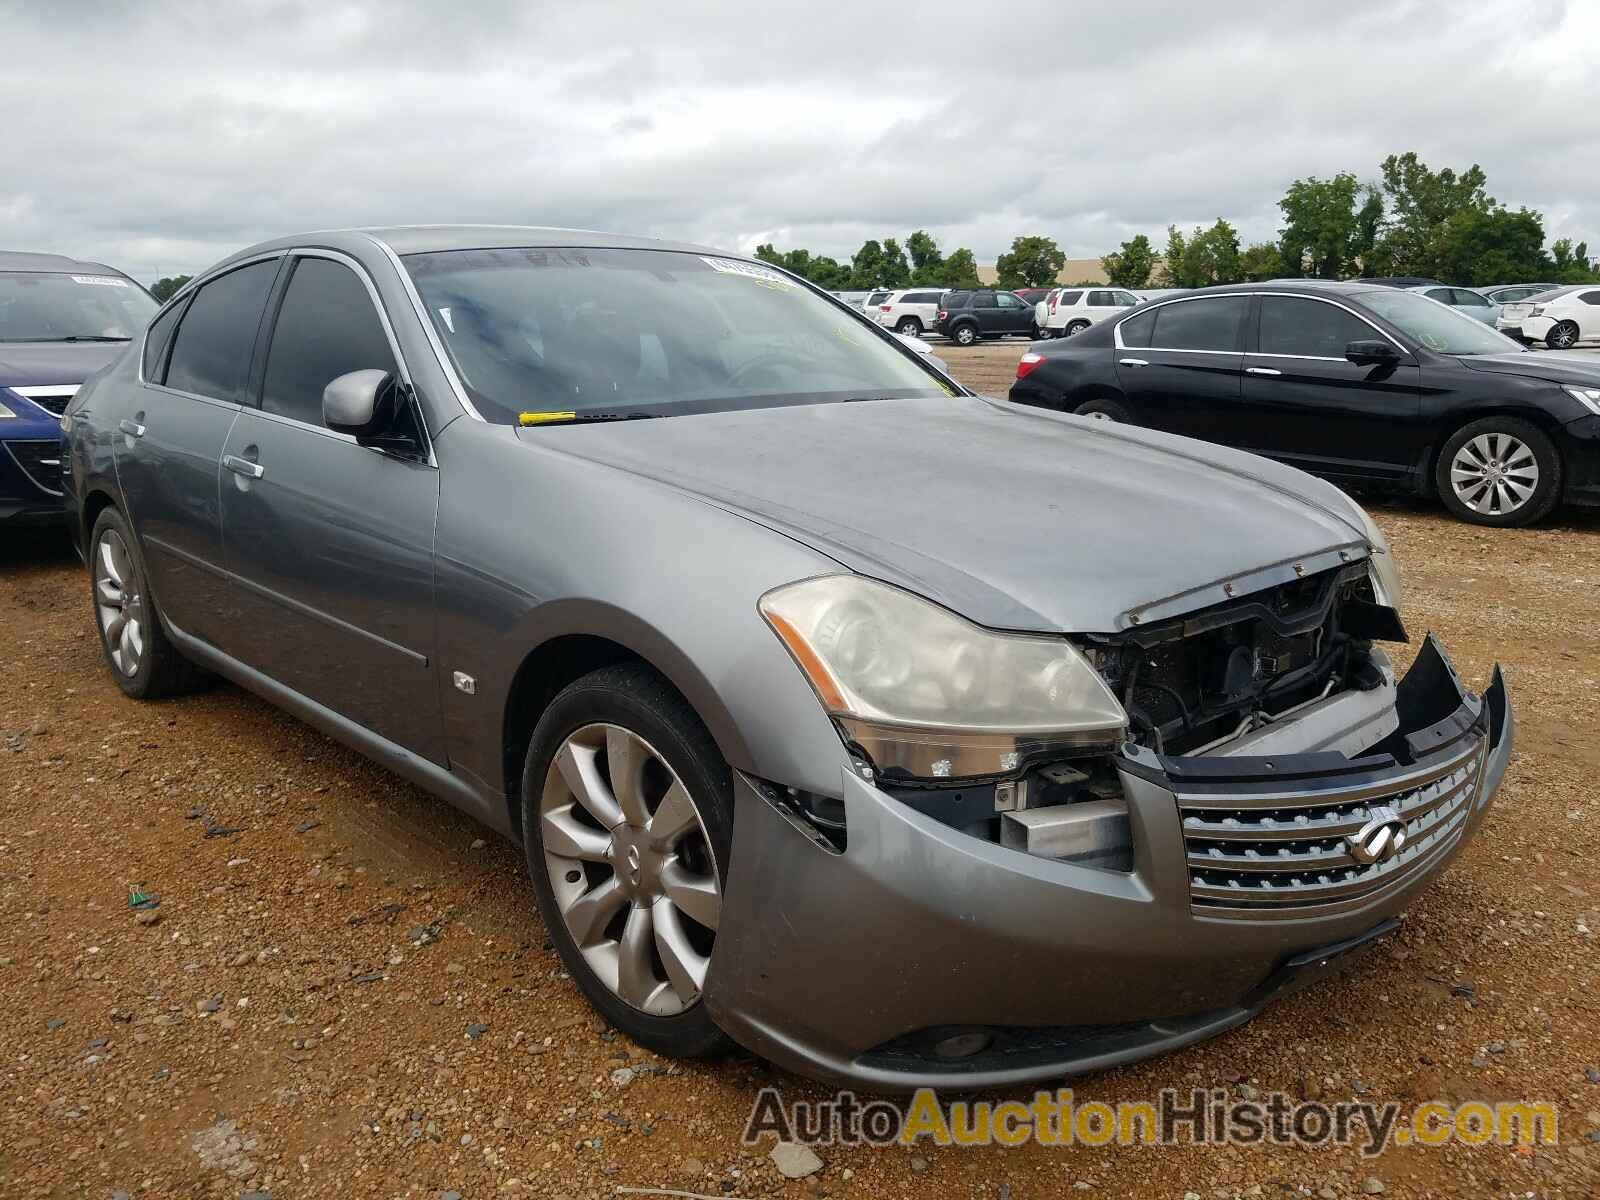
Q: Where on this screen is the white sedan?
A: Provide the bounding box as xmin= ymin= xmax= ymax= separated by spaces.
xmin=1499 ymin=285 xmax=1600 ymax=349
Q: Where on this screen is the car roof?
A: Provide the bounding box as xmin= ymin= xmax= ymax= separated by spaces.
xmin=1151 ymin=280 xmax=1384 ymax=300
xmin=221 ymin=225 xmax=730 ymax=267
xmin=0 ymin=249 xmax=125 ymax=275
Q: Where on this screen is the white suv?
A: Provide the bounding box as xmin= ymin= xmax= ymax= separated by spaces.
xmin=1036 ymin=287 xmax=1141 ymax=337
xmin=871 ymin=288 xmax=946 ymax=337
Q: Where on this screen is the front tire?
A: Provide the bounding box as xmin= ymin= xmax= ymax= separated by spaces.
xmin=1546 ymin=320 xmax=1579 ymax=350
xmin=521 ymin=662 xmax=735 ymax=1059
xmin=1435 ymin=417 xmax=1561 ymax=527
xmin=88 ymin=507 xmax=209 ymax=699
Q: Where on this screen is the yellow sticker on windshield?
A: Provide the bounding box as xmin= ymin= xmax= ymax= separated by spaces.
xmin=518 ymin=411 xmax=577 ymax=426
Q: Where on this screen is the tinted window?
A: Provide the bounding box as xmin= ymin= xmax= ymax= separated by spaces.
xmin=142 ymin=300 xmax=185 ymax=381
xmin=1115 ymin=291 xmax=1140 ymax=306
xmin=164 ymin=261 xmax=278 ymax=401
xmin=904 ymin=292 xmax=939 ymax=304
xmin=1258 ymin=297 xmax=1375 ymax=358
xmin=1581 ymin=291 xmax=1600 ymax=306
xmin=1058 ymin=290 xmax=1083 ymax=305
xmin=1118 ymin=308 xmax=1155 ymax=347
xmin=973 ymin=292 xmax=998 ymax=309
xmin=944 ymin=291 xmax=971 ymax=308
xmin=1425 ymin=288 xmax=1453 ymax=302
xmin=1454 ymin=289 xmax=1490 ymax=307
xmin=1151 ymin=297 xmax=1248 ymax=351
xmin=261 ymin=257 xmax=398 ymax=426
xmin=1089 ymin=291 xmax=1114 ymax=305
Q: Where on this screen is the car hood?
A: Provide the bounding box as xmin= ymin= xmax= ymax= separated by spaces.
xmin=1455 ymin=350 xmax=1600 ymax=387
xmin=0 ymin=341 xmax=128 ymax=389
xmin=517 ymin=397 xmax=1374 ymax=633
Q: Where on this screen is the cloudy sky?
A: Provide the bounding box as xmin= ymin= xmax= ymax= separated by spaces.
xmin=5 ymin=0 xmax=1597 ymax=282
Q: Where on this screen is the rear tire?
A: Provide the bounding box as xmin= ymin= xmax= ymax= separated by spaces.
xmin=951 ymin=323 xmax=978 ymax=346
xmin=1064 ymin=320 xmax=1091 ymax=337
xmin=521 ymin=662 xmax=736 ymax=1060
xmin=1546 ymin=320 xmax=1579 ymax=350
xmin=1074 ymin=397 xmax=1133 ymax=423
xmin=895 ymin=317 xmax=923 ymax=336
xmin=1434 ymin=417 xmax=1561 ymax=527
xmin=87 ymin=507 xmax=210 ymax=700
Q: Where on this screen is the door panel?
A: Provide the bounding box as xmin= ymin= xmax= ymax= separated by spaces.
xmin=219 ymin=413 xmax=444 ymax=761
xmin=1115 ymin=295 xmax=1249 ymax=439
xmin=1238 ymin=295 xmax=1423 ymax=480
xmin=114 ymin=387 xmax=238 ymax=645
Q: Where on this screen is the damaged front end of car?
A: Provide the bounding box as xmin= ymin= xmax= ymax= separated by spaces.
xmin=705 ymin=556 xmax=1511 ymax=1091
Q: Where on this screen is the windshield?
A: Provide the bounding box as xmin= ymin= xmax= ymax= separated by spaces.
xmin=402 ymin=248 xmax=951 ymax=424
xmin=1357 ymin=288 xmax=1522 ymax=355
xmin=0 ymin=272 xmax=158 ymax=342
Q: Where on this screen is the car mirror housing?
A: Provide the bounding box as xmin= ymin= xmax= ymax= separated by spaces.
xmin=323 ymin=369 xmax=397 ymax=437
xmin=1345 ymin=339 xmax=1400 ymax=366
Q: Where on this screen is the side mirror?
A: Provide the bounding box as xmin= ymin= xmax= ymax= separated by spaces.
xmin=1345 ymin=339 xmax=1400 ymax=366
xmin=323 ymin=369 xmax=397 ymax=437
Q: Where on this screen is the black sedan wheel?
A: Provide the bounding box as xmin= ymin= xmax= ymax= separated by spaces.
xmin=522 ymin=662 xmax=735 ymax=1058
xmin=1073 ymin=398 xmax=1133 ymax=423
xmin=1436 ymin=418 xmax=1561 ymax=527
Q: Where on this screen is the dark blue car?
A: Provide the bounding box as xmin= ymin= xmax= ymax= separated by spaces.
xmin=2 ymin=251 xmax=158 ymax=527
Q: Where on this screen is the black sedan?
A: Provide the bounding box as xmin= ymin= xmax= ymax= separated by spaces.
xmin=1009 ymin=281 xmax=1600 ymax=526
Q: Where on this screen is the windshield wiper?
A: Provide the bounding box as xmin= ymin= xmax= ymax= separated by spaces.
xmin=517 ymin=410 xmax=668 ymax=427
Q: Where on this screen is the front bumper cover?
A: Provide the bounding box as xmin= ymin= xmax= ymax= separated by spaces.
xmin=704 ymin=635 xmax=1511 ymax=1091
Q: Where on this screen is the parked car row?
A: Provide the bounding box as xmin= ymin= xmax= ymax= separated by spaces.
xmin=55 ymin=224 xmax=1514 ymax=1094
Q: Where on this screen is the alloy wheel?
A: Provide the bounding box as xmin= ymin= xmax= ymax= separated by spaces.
xmin=1548 ymin=321 xmax=1578 ymax=350
xmin=1449 ymin=432 xmax=1539 ymax=516
xmin=540 ymin=723 xmax=720 ymax=1015
xmin=95 ymin=529 xmax=145 ymax=677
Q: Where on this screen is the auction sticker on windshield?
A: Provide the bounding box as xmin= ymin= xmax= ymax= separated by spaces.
xmin=700 ymin=257 xmax=797 ymax=287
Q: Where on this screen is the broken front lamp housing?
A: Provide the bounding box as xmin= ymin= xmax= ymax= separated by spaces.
xmin=760 ymin=575 xmax=1128 ymax=781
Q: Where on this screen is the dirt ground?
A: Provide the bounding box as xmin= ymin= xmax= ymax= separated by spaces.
xmin=3 ymin=342 xmax=1598 ymax=1199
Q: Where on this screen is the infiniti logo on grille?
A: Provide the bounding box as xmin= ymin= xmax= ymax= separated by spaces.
xmin=1347 ymin=805 xmax=1408 ymax=864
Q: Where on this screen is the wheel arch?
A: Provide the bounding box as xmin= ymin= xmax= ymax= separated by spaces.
xmin=497 ymin=616 xmax=751 ymax=837
xmin=1424 ymin=404 xmax=1569 ymax=498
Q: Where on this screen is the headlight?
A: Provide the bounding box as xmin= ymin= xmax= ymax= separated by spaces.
xmin=760 ymin=575 xmax=1126 ymax=781
xmin=1564 ymin=385 xmax=1600 ymax=416
xmin=1351 ymin=504 xmax=1402 ymax=610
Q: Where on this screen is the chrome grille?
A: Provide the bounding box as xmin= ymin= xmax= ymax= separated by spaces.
xmin=4 ymin=439 xmax=64 ymax=495
xmin=1177 ymin=738 xmax=1485 ymax=921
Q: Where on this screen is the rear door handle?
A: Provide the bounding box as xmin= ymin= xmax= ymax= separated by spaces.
xmin=118 ymin=418 xmax=146 ymax=438
xmin=1245 ymin=366 xmax=1283 ymax=376
xmin=1118 ymin=357 xmax=1149 ymax=367
xmin=223 ymin=454 xmax=265 ymax=479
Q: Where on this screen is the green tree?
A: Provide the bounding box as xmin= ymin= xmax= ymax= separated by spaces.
xmin=1374 ymin=152 xmax=1492 ymax=277
xmin=848 ymin=240 xmax=888 ymax=289
xmin=906 ymin=230 xmax=946 ymax=285
xmin=1240 ymin=242 xmax=1286 ymax=281
xmin=1100 ymin=234 xmax=1155 ymax=288
xmin=1277 ymin=174 xmax=1383 ymax=278
xmin=1550 ymin=238 xmax=1600 ymax=282
xmin=943 ymin=247 xmax=981 ymax=289
xmin=150 ymin=275 xmax=191 ymax=303
xmin=995 ymin=236 xmax=1066 ymax=288
xmin=1159 ymin=226 xmax=1189 ymax=287
xmin=1429 ymin=206 xmax=1548 ymax=286
xmin=754 ymin=244 xmax=850 ymax=289
xmin=879 ymin=238 xmax=911 ymax=288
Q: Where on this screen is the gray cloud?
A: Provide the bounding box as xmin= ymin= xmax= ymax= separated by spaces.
xmin=3 ymin=0 xmax=1596 ymax=281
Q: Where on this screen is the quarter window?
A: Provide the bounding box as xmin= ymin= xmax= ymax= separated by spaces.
xmin=1150 ymin=297 xmax=1248 ymax=352
xmin=1580 ymin=291 xmax=1600 ymax=306
xmin=164 ymin=260 xmax=279 ymax=402
xmin=261 ymin=257 xmax=398 ymax=427
xmin=142 ymin=299 xmax=185 ymax=382
xmin=1058 ymin=290 xmax=1083 ymax=305
xmin=1257 ymin=297 xmax=1375 ymax=358
xmin=1118 ymin=308 xmax=1156 ymax=347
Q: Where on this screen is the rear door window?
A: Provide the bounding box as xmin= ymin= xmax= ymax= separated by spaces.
xmin=973 ymin=292 xmax=998 ymax=309
xmin=1257 ymin=296 xmax=1375 ymax=358
xmin=1453 ymin=289 xmax=1490 ymax=307
xmin=260 ymin=257 xmax=399 ymax=427
xmin=1150 ymin=297 xmax=1249 ymax=351
xmin=164 ymin=260 xmax=279 ymax=402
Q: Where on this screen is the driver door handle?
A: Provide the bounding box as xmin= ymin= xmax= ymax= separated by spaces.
xmin=1118 ymin=357 xmax=1149 ymax=367
xmin=118 ymin=418 xmax=146 ymax=438
xmin=223 ymin=454 xmax=265 ymax=479
xmin=1246 ymin=366 xmax=1283 ymax=377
